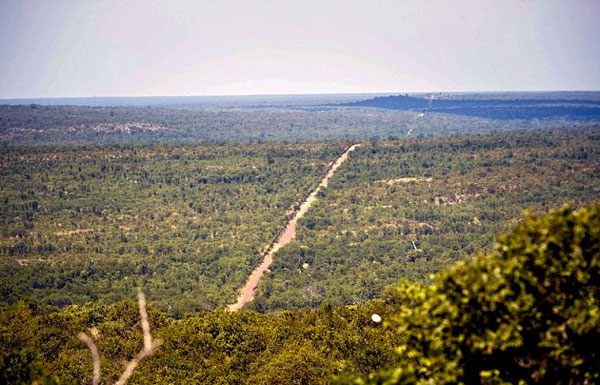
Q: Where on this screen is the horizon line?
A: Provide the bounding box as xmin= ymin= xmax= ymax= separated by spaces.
xmin=2 ymin=89 xmax=600 ymax=102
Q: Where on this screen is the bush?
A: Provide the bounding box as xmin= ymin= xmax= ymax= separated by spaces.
xmin=349 ymin=204 xmax=600 ymax=385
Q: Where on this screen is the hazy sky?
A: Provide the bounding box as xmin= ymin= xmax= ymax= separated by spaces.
xmin=1 ymin=0 xmax=599 ymax=98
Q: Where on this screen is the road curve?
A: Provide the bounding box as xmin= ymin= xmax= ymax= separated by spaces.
xmin=228 ymin=144 xmax=361 ymax=311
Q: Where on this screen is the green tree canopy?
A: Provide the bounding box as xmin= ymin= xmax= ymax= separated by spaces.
xmin=348 ymin=204 xmax=600 ymax=385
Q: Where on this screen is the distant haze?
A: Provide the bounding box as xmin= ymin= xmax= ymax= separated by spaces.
xmin=1 ymin=0 xmax=599 ymax=98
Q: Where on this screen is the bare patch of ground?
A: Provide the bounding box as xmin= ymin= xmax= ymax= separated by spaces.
xmin=381 ymin=177 xmax=432 ymax=185
xmin=434 ymin=193 xmax=481 ymax=206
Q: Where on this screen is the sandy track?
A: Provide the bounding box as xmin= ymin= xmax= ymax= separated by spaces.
xmin=228 ymin=144 xmax=361 ymax=311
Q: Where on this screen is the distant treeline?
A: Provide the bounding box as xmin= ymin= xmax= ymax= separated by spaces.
xmin=342 ymin=94 xmax=600 ymax=120
xmin=3 ymin=94 xmax=600 ymax=144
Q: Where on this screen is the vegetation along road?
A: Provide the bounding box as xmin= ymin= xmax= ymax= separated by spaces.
xmin=228 ymin=144 xmax=361 ymax=311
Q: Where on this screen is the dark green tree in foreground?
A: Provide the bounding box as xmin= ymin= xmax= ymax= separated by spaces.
xmin=347 ymin=204 xmax=600 ymax=385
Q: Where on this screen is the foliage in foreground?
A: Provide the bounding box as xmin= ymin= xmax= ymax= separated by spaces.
xmin=0 ymin=297 xmax=399 ymax=384
xmin=1 ymin=205 xmax=599 ymax=384
xmin=348 ymin=204 xmax=600 ymax=384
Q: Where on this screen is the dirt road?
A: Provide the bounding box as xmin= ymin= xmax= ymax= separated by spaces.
xmin=228 ymin=144 xmax=361 ymax=311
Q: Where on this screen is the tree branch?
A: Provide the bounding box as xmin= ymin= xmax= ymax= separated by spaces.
xmin=79 ymin=289 xmax=161 ymax=385
xmin=78 ymin=333 xmax=100 ymax=385
xmin=114 ymin=289 xmax=162 ymax=385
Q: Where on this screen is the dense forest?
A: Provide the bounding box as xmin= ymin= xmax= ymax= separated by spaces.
xmin=0 ymin=142 xmax=346 ymax=315
xmin=2 ymin=204 xmax=599 ymax=384
xmin=1 ymin=129 xmax=599 ymax=316
xmin=251 ymin=128 xmax=600 ymax=310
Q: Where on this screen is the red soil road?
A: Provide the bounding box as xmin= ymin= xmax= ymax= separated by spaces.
xmin=228 ymin=144 xmax=361 ymax=311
